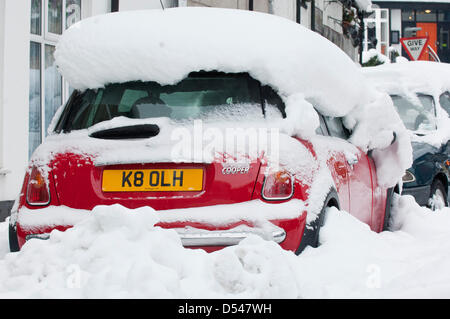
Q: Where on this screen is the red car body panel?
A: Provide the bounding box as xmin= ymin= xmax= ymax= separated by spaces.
xmin=327 ymin=153 xmax=351 ymax=213
xmin=14 ymin=136 xmax=388 ymax=252
xmin=348 ymin=150 xmax=374 ymax=227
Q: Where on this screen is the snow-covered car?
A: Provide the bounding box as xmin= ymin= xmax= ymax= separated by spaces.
xmin=363 ymin=61 xmax=450 ymax=209
xmin=9 ymin=8 xmax=411 ymax=253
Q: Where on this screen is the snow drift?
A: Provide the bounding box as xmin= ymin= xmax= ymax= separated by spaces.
xmin=51 ymin=7 xmax=411 ymax=188
xmin=1 ymin=195 xmax=450 ymax=298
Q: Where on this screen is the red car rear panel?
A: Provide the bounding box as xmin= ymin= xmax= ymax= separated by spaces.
xmin=51 ymin=153 xmax=261 ymax=210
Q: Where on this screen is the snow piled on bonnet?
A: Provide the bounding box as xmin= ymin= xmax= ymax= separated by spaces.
xmin=52 ymin=7 xmax=411 ymax=188
xmin=362 ymin=61 xmax=450 ymax=148
xmin=1 ymin=195 xmax=450 ymax=298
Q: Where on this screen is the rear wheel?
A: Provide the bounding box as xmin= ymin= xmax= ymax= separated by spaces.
xmin=382 ymin=187 xmax=397 ymax=231
xmin=428 ymin=179 xmax=448 ymax=211
xmin=296 ymin=190 xmax=339 ymax=255
xmin=9 ymin=224 xmax=20 ymax=252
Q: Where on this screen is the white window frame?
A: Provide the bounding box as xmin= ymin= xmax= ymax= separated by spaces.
xmin=29 ymin=0 xmax=82 ymax=146
xmin=363 ymin=8 xmax=390 ymax=54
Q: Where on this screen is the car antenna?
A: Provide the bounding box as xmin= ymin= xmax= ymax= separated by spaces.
xmin=160 ymin=0 xmax=165 ymax=10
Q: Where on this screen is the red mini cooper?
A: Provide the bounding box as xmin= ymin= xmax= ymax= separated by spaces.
xmin=9 ymin=8 xmax=400 ymax=254
xmin=9 ymin=71 xmax=395 ymax=253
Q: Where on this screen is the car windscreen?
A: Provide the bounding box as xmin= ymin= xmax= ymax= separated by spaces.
xmin=56 ymin=73 xmax=285 ymax=132
xmin=390 ymin=94 xmax=437 ymax=133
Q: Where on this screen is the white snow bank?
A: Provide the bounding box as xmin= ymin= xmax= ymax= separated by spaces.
xmin=1 ymin=195 xmax=450 ymax=298
xmin=18 ymin=200 xmax=306 ymax=231
xmin=50 ymin=7 xmax=411 ymax=188
xmin=299 ymin=196 xmax=450 ymax=298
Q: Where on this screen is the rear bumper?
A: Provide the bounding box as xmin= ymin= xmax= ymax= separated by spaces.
xmin=402 ymin=184 xmax=430 ymax=206
xmin=13 ymin=200 xmax=307 ymax=252
xmin=174 ymin=223 xmax=286 ymax=247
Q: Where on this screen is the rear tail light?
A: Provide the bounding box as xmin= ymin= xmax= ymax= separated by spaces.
xmin=26 ymin=167 xmax=50 ymax=206
xmin=262 ymin=170 xmax=294 ymax=200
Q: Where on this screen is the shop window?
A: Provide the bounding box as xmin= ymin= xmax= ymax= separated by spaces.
xmin=438 ymin=10 xmax=450 ymax=22
xmin=28 ymin=0 xmax=81 ymax=157
xmin=402 ymin=10 xmax=415 ymax=22
xmin=416 ymin=9 xmax=437 ymax=22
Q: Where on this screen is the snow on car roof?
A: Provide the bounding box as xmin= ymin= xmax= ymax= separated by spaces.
xmin=51 ymin=7 xmax=411 ymax=188
xmin=55 ymin=7 xmax=371 ymax=117
xmin=362 ymin=61 xmax=450 ymax=148
xmin=362 ymin=61 xmax=450 ymax=98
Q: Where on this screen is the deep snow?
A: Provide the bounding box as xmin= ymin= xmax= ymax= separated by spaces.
xmin=1 ymin=195 xmax=449 ymax=298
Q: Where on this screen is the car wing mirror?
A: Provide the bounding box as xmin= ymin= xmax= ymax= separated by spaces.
xmin=368 ymin=132 xmax=397 ymax=158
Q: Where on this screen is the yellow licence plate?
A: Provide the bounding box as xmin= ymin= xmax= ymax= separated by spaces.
xmin=102 ymin=169 xmax=204 ymax=192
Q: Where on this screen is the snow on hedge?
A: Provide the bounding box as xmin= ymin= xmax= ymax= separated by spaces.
xmin=362 ymin=48 xmax=390 ymax=64
xmin=354 ymin=0 xmax=373 ymax=11
xmin=362 ymin=61 xmax=450 ymax=148
xmin=51 ymin=8 xmax=411 ymax=188
xmin=1 ymin=195 xmax=450 ymax=298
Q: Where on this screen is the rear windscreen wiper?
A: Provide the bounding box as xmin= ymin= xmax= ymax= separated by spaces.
xmin=89 ymin=124 xmax=160 ymax=140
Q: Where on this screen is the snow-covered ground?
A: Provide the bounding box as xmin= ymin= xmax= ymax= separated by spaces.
xmin=0 ymin=195 xmax=449 ymax=299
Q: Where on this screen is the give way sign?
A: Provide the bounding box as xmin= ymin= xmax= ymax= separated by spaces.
xmin=400 ymin=36 xmax=429 ymax=61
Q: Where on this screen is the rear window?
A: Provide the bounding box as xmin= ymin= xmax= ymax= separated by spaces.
xmin=55 ymin=73 xmax=286 ymax=133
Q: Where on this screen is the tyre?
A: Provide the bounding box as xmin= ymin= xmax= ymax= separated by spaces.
xmin=428 ymin=179 xmax=448 ymax=211
xmin=382 ymin=187 xmax=396 ymax=231
xmin=295 ymin=190 xmax=339 ymax=255
xmin=9 ymin=223 xmax=20 ymax=252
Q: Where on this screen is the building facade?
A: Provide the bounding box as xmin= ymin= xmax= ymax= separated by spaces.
xmin=0 ymin=0 xmax=369 ymax=219
xmin=364 ymin=0 xmax=450 ymax=62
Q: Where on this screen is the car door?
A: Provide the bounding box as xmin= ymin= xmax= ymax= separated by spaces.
xmin=316 ymin=115 xmax=351 ymax=213
xmin=322 ymin=116 xmax=374 ymax=228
